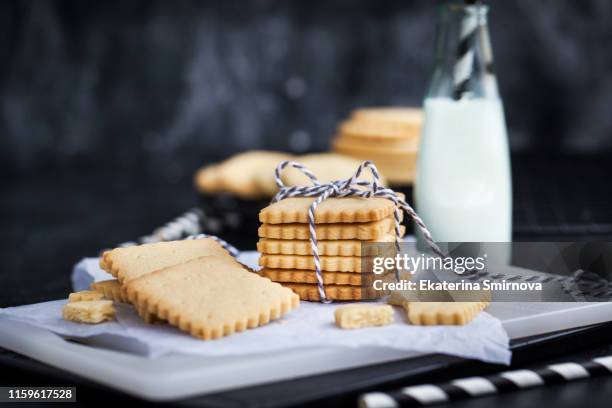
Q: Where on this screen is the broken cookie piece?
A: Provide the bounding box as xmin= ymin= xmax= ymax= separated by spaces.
xmin=62 ymin=300 xmax=116 ymax=324
xmin=334 ymin=304 xmax=394 ymax=329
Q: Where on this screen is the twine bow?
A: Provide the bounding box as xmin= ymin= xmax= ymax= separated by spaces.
xmin=272 ymin=160 xmax=444 ymax=303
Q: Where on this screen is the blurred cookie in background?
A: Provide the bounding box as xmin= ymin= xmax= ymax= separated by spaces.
xmin=332 ymin=107 xmax=422 ymax=187
xmin=280 ymin=153 xmax=386 ymax=188
xmin=195 ymin=151 xmax=292 ymax=200
xmin=193 ymin=151 xmax=383 ymax=248
xmin=194 ymin=151 xmax=291 ymax=247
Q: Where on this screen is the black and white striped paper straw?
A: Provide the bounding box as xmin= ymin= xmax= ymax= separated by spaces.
xmin=453 ymin=1 xmax=480 ymax=100
xmin=185 ymin=233 xmax=240 ymax=258
xmin=118 ymin=207 xmax=204 ymax=247
xmin=359 ymin=355 xmax=612 ymax=407
xmin=113 ymin=207 xmax=240 ymax=257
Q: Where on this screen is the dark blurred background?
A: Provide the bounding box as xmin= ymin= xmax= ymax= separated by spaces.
xmin=2 ymin=0 xmax=612 ymax=306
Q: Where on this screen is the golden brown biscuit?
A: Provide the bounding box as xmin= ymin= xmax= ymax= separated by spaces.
xmin=258 ymin=215 xmax=401 ymax=240
xmin=334 ymin=304 xmax=394 ymax=329
xmin=281 ymin=282 xmax=380 ymax=301
xmin=90 ymin=278 xmax=163 ymax=323
xmin=388 ymin=290 xmax=489 ymax=325
xmin=351 ymin=107 xmax=423 ymax=125
xmin=90 ymin=279 xmax=128 ymax=303
xmin=62 ymin=300 xmax=115 ymax=324
xmin=259 ymin=268 xmax=383 ymax=286
xmin=259 ymin=254 xmax=366 ymax=273
xmin=333 ymin=143 xmax=417 ymax=185
xmin=256 ymin=229 xmax=404 ymax=256
xmin=99 ymin=238 xmax=232 ymax=283
xmin=333 ymin=136 xmax=418 ymax=155
xmin=407 ymin=302 xmax=489 ymax=325
xmin=125 ymin=256 xmax=299 ymax=340
xmin=259 ymin=196 xmax=397 ymax=224
xmin=280 ymin=153 xmax=386 ymax=187
xmin=217 ymin=151 xmax=291 ymax=199
xmin=194 ymin=164 xmax=223 ymax=194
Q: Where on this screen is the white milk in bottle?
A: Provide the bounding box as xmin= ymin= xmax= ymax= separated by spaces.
xmin=416 ymin=3 xmax=512 ymax=258
xmin=417 ymin=97 xmax=511 ymax=241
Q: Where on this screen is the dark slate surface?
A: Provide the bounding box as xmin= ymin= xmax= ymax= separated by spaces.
xmin=1 ymin=0 xmax=612 ymax=181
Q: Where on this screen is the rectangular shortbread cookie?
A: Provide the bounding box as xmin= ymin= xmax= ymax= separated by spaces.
xmin=99 ymin=238 xmax=232 ymax=283
xmin=259 ymin=196 xmax=399 ymax=224
xmin=125 ymin=256 xmax=299 ymax=340
xmin=388 ymin=291 xmax=489 ymax=326
xmin=256 ymin=228 xmax=405 ymax=256
xmin=258 ymin=216 xmax=401 ymax=240
xmin=259 ymin=268 xmax=383 ymax=286
xmin=280 ymin=282 xmax=382 ymax=301
xmin=259 ymin=254 xmax=365 ymax=273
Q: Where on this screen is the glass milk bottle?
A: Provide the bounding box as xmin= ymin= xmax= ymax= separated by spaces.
xmin=416 ymin=3 xmax=512 ymax=247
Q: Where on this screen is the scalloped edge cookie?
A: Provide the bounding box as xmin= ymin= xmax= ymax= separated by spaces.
xmin=90 ymin=279 xmax=128 ymax=303
xmin=259 ymin=254 xmax=364 ymax=272
xmin=259 ymin=196 xmax=397 ymax=224
xmin=125 ymin=256 xmax=299 ymax=340
xmin=388 ymin=291 xmax=489 ymax=326
xmin=259 ymin=268 xmax=384 ymax=286
xmin=258 ymin=215 xmax=401 ymax=240
xmin=280 ymin=282 xmax=381 ymax=301
xmin=99 ymin=238 xmax=231 ymax=283
xmin=257 ymin=228 xmax=404 ymax=256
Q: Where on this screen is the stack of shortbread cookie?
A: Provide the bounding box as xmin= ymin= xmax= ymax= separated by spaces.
xmin=64 ymin=238 xmax=299 ymax=340
xmin=257 ymin=196 xmax=405 ymax=301
xmin=332 ymin=107 xmax=422 ymax=186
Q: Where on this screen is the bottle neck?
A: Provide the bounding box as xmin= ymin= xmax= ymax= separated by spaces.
xmin=427 ymin=3 xmax=498 ymax=100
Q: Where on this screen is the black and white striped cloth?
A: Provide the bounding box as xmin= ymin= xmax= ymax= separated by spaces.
xmin=115 ymin=207 xmax=240 ymax=258
xmin=359 ymin=355 xmax=612 ymax=407
xmin=118 ymin=207 xmax=205 ymax=247
xmin=272 ymin=160 xmax=444 ymax=303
